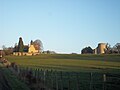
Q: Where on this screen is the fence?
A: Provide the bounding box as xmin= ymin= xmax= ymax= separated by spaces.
xmin=11 ymin=65 xmax=120 ymax=90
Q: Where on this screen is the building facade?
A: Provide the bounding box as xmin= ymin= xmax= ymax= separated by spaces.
xmin=94 ymin=43 xmax=107 ymax=54
xmin=13 ymin=37 xmax=39 ymax=56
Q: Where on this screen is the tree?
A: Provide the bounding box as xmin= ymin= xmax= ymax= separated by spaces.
xmin=47 ymin=50 xmax=50 ymax=54
xmin=115 ymin=43 xmax=120 ymax=54
xmin=2 ymin=45 xmax=13 ymax=55
xmin=81 ymin=46 xmax=93 ymax=54
xmin=105 ymin=43 xmax=111 ymax=54
xmin=30 ymin=40 xmax=34 ymax=45
xmin=18 ymin=37 xmax=24 ymax=52
xmin=2 ymin=45 xmax=7 ymax=50
xmin=13 ymin=43 xmax=18 ymax=52
xmin=33 ymin=39 xmax=43 ymax=52
xmin=4 ymin=47 xmax=13 ymax=55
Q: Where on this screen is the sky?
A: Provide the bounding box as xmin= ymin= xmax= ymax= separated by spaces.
xmin=0 ymin=0 xmax=120 ymax=53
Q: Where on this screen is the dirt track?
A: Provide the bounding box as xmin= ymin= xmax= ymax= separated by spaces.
xmin=0 ymin=69 xmax=12 ymax=90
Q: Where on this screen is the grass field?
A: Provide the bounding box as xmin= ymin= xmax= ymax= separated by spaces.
xmin=4 ymin=54 xmax=120 ymax=90
xmin=5 ymin=54 xmax=120 ymax=73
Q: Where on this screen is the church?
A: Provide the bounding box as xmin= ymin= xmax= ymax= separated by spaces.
xmin=13 ymin=37 xmax=40 ymax=56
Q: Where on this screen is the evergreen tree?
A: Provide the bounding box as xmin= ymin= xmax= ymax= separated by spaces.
xmin=30 ymin=40 xmax=34 ymax=45
xmin=18 ymin=37 xmax=24 ymax=52
xmin=81 ymin=46 xmax=93 ymax=54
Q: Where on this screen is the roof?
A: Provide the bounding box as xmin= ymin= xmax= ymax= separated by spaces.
xmin=13 ymin=45 xmax=29 ymax=52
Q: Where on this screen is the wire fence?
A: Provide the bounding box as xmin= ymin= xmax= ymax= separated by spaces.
xmin=11 ymin=64 xmax=120 ymax=90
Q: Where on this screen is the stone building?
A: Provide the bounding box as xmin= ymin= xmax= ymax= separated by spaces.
xmin=13 ymin=37 xmax=39 ymax=56
xmin=93 ymin=43 xmax=107 ymax=54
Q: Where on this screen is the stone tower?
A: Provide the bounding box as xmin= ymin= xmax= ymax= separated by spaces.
xmin=97 ymin=43 xmax=106 ymax=54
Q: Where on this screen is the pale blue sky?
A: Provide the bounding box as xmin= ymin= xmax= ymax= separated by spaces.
xmin=0 ymin=0 xmax=120 ymax=53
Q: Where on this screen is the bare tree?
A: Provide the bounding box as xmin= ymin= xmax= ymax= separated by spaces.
xmin=33 ymin=39 xmax=43 ymax=53
xmin=2 ymin=45 xmax=7 ymax=50
xmin=2 ymin=45 xmax=13 ymax=55
xmin=105 ymin=43 xmax=111 ymax=54
xmin=115 ymin=43 xmax=120 ymax=54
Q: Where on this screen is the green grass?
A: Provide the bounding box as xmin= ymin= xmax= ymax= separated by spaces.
xmin=4 ymin=54 xmax=120 ymax=90
xmin=2 ymin=68 xmax=30 ymax=90
xmin=5 ymin=54 xmax=120 ymax=72
xmin=0 ymin=64 xmax=30 ymax=90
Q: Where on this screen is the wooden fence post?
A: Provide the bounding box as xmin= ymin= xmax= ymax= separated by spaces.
xmin=60 ymin=71 xmax=63 ymax=90
xmin=37 ymin=69 xmax=39 ymax=79
xmin=50 ymin=69 xmax=53 ymax=90
xmin=103 ymin=74 xmax=106 ymax=90
xmin=19 ymin=67 xmax=22 ymax=80
xmin=68 ymin=72 xmax=70 ymax=90
xmin=35 ymin=68 xmax=38 ymax=79
xmin=43 ymin=70 xmax=46 ymax=89
xmin=55 ymin=71 xmax=58 ymax=90
xmin=40 ymin=69 xmax=42 ymax=80
xmin=76 ymin=72 xmax=80 ymax=90
xmin=90 ymin=72 xmax=93 ymax=90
